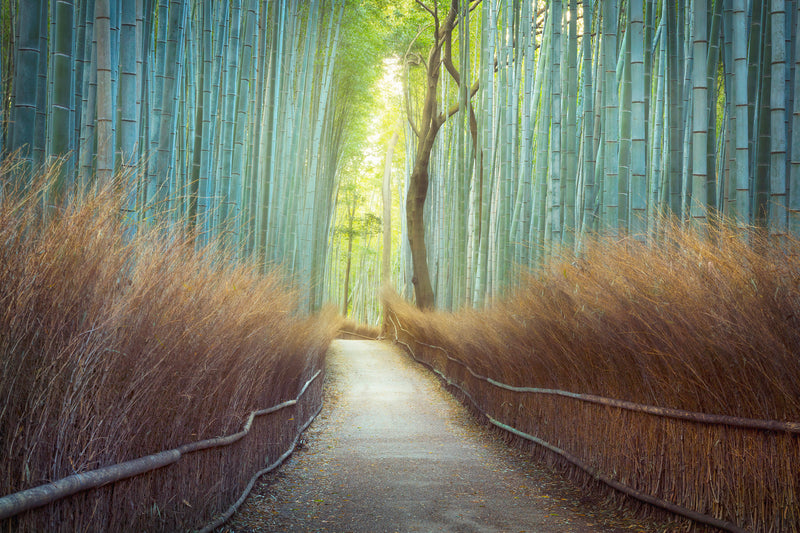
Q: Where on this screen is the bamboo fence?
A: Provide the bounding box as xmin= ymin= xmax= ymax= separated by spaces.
xmin=387 ymin=312 xmax=800 ymax=533
xmin=0 ymin=369 xmax=324 ymax=532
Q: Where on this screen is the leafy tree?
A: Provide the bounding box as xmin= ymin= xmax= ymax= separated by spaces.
xmin=334 ymin=180 xmax=382 ymax=317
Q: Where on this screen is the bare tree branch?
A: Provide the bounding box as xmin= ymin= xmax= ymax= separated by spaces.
xmin=433 ymin=0 xmax=439 ymax=36
xmin=438 ymin=77 xmax=480 ymax=125
xmin=404 ymin=0 xmax=481 ymax=309
xmin=414 ymin=0 xmax=435 ymax=19
xmin=442 ymin=21 xmax=461 ymax=85
xmin=404 ymin=64 xmax=422 ymax=140
xmin=404 ymin=24 xmax=431 ymax=64
xmin=403 ymin=23 xmax=433 ymax=140
xmin=436 ymin=1 xmax=459 ymax=49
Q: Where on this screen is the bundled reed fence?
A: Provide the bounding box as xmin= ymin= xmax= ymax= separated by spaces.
xmin=0 ymin=165 xmax=338 ymax=531
xmin=0 ymin=369 xmax=324 ymax=532
xmin=383 ymin=224 xmax=800 ymax=533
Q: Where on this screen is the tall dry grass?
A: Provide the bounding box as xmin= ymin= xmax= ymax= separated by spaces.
xmin=385 ymin=221 xmax=800 ymax=532
xmin=0 ymin=163 xmax=337 ymax=530
xmin=336 ymin=317 xmax=381 ymax=339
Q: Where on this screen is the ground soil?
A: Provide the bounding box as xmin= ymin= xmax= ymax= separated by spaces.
xmin=225 ymin=339 xmax=681 ymax=533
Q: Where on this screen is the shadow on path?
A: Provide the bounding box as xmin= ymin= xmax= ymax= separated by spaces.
xmin=227 ymin=340 xmax=671 ymax=532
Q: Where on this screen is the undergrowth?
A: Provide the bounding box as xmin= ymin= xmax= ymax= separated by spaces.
xmin=0 ymin=162 xmax=337 ymax=502
xmin=336 ymin=317 xmax=381 ymax=339
xmin=390 ymin=222 xmax=800 ymax=420
xmin=385 ymin=220 xmax=800 ymax=532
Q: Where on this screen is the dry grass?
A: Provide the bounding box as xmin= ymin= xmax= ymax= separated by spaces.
xmin=385 ymin=221 xmax=800 ymax=532
xmin=336 ymin=317 xmax=381 ymax=339
xmin=0 ymin=163 xmax=337 ymax=531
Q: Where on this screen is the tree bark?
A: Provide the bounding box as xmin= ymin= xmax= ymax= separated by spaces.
xmin=405 ymin=0 xmax=473 ymax=310
xmin=406 ymin=129 xmax=439 ymax=309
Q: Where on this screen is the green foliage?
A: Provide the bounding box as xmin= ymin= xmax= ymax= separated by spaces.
xmin=335 ymin=211 xmax=382 ymax=238
xmin=333 ymin=180 xmax=382 ymax=237
xmin=326 ymin=157 xmax=395 ymax=323
xmin=395 ymin=0 xmax=800 ymax=310
xmin=334 ymin=0 xmax=417 ymax=159
xmin=323 ymin=1 xmax=417 ymax=322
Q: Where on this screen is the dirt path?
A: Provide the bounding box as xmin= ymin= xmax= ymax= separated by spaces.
xmin=226 ymin=340 xmax=672 ymax=532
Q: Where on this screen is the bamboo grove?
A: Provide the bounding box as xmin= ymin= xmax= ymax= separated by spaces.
xmin=3 ymin=0 xmax=800 ymax=316
xmin=399 ymin=0 xmax=800 ymax=310
xmin=0 ymin=0 xmax=347 ymax=312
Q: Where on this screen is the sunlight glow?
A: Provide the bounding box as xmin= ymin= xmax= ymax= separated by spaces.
xmin=362 ymin=57 xmax=404 ymax=172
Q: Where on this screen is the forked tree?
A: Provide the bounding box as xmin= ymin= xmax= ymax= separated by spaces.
xmin=405 ymin=0 xmax=480 ymax=309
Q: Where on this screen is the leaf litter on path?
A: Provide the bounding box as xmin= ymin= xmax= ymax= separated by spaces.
xmin=225 ymin=340 xmax=681 ymax=533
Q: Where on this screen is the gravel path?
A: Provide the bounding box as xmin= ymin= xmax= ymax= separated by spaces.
xmin=226 ymin=340 xmax=674 ymax=532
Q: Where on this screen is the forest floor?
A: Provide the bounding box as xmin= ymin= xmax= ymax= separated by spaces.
xmin=225 ymin=340 xmax=679 ymax=533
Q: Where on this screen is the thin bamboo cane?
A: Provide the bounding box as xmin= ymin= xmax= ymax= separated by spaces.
xmin=390 ymin=327 xmax=750 ymax=533
xmin=405 ymin=335 xmax=800 ymax=433
xmin=0 ymin=370 xmax=323 ymax=522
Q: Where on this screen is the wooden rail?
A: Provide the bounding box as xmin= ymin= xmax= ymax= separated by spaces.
xmin=387 ymin=314 xmax=762 ymax=533
xmin=0 ymin=369 xmax=323 ymax=524
xmin=412 ymin=335 xmax=800 ymax=434
xmin=198 ymin=400 xmax=323 ymax=533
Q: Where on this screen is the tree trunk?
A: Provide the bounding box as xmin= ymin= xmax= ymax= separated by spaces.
xmin=407 ymin=124 xmax=440 ymax=310
xmin=405 ymin=0 xmax=464 ymax=310
xmin=769 ymin=0 xmax=788 ymax=235
xmin=691 ymin=0 xmax=709 ymax=230
xmin=602 ymin=0 xmax=620 ymax=231
xmin=342 ymin=202 xmax=355 ymax=317
xmin=48 ymin=0 xmax=75 ymax=201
